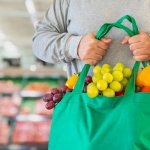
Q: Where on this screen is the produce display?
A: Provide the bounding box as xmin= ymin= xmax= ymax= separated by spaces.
xmin=0 ymin=121 xmax=10 ymax=144
xmin=0 ymin=76 xmax=61 ymax=149
xmin=0 ymin=80 xmax=20 ymax=93
xmin=12 ymin=121 xmax=51 ymax=144
xmin=0 ymin=95 xmax=21 ymax=117
xmin=23 ymin=82 xmax=50 ymax=92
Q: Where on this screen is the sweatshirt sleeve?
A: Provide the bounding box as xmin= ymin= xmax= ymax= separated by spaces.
xmin=32 ymin=0 xmax=82 ymax=64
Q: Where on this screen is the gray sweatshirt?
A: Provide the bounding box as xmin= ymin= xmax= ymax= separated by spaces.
xmin=32 ymin=0 xmax=150 ymax=77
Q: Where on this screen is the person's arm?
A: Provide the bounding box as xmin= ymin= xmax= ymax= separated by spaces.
xmin=32 ymin=0 xmax=82 ymax=64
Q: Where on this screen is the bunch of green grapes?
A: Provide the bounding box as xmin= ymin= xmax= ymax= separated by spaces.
xmin=87 ymin=63 xmax=132 ymax=98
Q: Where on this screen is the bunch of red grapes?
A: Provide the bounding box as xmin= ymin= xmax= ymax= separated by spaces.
xmin=42 ymin=85 xmax=72 ymax=110
xmin=43 ymin=76 xmax=92 ymax=110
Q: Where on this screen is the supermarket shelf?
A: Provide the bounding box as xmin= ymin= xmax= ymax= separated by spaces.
xmin=15 ymin=114 xmax=50 ymax=122
xmin=0 ymin=67 xmax=66 ymax=77
xmin=0 ymin=144 xmax=48 ymax=150
xmin=20 ymin=91 xmax=45 ymax=98
xmin=0 ymin=72 xmax=55 ymax=149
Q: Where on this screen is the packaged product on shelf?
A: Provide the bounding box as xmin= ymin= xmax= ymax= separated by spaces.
xmin=0 ymin=80 xmax=20 ymax=94
xmin=23 ymin=82 xmax=50 ymax=92
xmin=34 ymin=121 xmax=51 ymax=143
xmin=0 ymin=121 xmax=10 ymax=144
xmin=0 ymin=95 xmax=21 ymax=117
xmin=12 ymin=121 xmax=51 ymax=144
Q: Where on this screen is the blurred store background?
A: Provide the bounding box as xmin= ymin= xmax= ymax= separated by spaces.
xmin=0 ymin=0 xmax=66 ymax=150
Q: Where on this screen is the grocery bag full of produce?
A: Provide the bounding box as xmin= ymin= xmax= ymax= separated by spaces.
xmin=47 ymin=15 xmax=150 ymax=150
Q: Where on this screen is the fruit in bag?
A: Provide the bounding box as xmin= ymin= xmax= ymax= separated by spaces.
xmin=140 ymin=86 xmax=150 ymax=92
xmin=136 ymin=66 xmax=150 ymax=87
xmin=65 ymin=74 xmax=78 ymax=89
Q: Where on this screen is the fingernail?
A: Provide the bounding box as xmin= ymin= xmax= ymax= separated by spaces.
xmin=121 ymin=40 xmax=125 ymax=44
xmin=130 ymin=45 xmax=133 ymax=50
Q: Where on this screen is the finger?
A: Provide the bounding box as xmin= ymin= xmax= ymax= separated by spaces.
xmin=133 ymin=48 xmax=150 ymax=56
xmin=121 ymin=36 xmax=130 ymax=44
xmin=97 ymin=40 xmax=108 ymax=49
xmin=133 ymin=55 xmax=150 ymax=61
xmin=91 ymin=32 xmax=97 ymax=36
xmin=129 ymin=42 xmax=144 ymax=51
xmin=84 ymin=59 xmax=100 ymax=66
xmin=86 ymin=53 xmax=103 ymax=61
xmin=128 ymin=35 xmax=141 ymax=44
xmin=95 ymin=49 xmax=106 ymax=56
xmin=101 ymin=38 xmax=112 ymax=44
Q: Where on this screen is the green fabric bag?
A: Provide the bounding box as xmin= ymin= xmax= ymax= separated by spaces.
xmin=48 ymin=15 xmax=150 ymax=150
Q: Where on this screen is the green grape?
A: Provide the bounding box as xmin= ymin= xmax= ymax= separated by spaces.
xmin=102 ymin=73 xmax=113 ymax=83
xmin=87 ymin=82 xmax=96 ymax=88
xmin=123 ymin=67 xmax=132 ymax=78
xmin=87 ymin=84 xmax=99 ymax=98
xmin=102 ymin=64 xmax=111 ymax=68
xmin=92 ymin=73 xmax=102 ymax=83
xmin=112 ymin=71 xmax=123 ymax=81
xmin=120 ymin=78 xmax=128 ymax=87
xmin=113 ymin=63 xmax=124 ymax=72
xmin=93 ymin=66 xmax=101 ymax=74
xmin=101 ymin=67 xmax=111 ymax=75
xmin=110 ymin=81 xmax=122 ymax=92
xmin=102 ymin=88 xmax=115 ymax=97
xmin=97 ymin=80 xmax=108 ymax=91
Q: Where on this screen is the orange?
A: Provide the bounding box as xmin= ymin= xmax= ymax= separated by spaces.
xmin=136 ymin=66 xmax=150 ymax=87
xmin=65 ymin=74 xmax=78 ymax=89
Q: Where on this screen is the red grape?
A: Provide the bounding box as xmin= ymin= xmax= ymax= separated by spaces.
xmin=53 ymin=93 xmax=63 ymax=103
xmin=45 ymin=101 xmax=55 ymax=110
xmin=61 ymin=85 xmax=68 ymax=94
xmin=43 ymin=93 xmax=53 ymax=102
xmin=85 ymin=76 xmax=92 ymax=84
xmin=51 ymin=88 xmax=60 ymax=95
xmin=66 ymin=88 xmax=72 ymax=92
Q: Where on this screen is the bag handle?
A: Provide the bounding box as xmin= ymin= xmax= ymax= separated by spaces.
xmin=73 ymin=15 xmax=148 ymax=95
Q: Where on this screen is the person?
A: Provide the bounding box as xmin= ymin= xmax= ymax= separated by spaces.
xmin=32 ymin=0 xmax=150 ymax=77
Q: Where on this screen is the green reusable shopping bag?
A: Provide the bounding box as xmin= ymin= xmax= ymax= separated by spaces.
xmin=48 ymin=15 xmax=150 ymax=150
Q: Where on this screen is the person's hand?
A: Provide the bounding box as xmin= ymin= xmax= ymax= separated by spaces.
xmin=122 ymin=31 xmax=150 ymax=61
xmin=77 ymin=32 xmax=112 ymax=65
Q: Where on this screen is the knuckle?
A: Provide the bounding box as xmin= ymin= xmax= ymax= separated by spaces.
xmin=89 ymin=39 xmax=96 ymax=45
xmin=133 ymin=50 xmax=138 ymax=55
xmin=93 ymin=60 xmax=98 ymax=66
xmin=141 ymin=34 xmax=146 ymax=39
xmin=101 ymin=44 xmax=107 ymax=49
xmin=128 ymin=38 xmax=132 ymax=44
